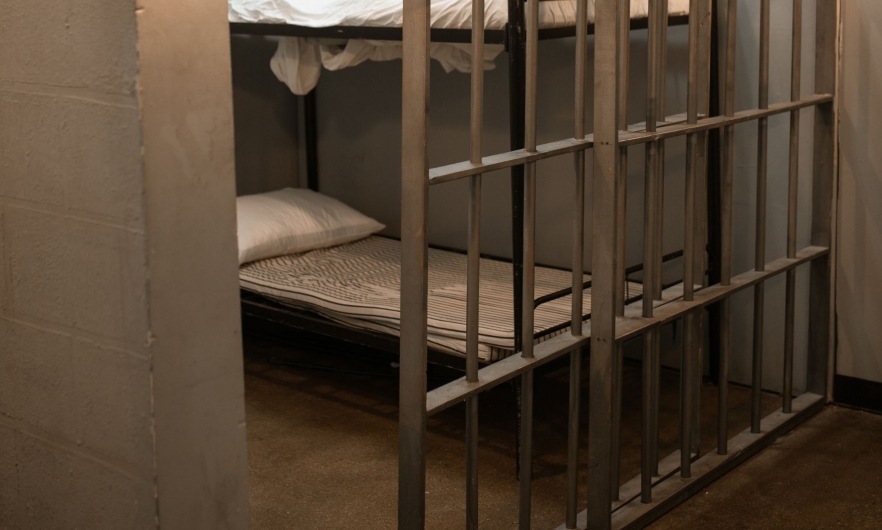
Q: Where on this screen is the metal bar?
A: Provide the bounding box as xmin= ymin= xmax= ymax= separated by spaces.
xmin=467 ymin=0 xmax=485 ymax=386
xmin=466 ymin=1 xmax=484 ymax=527
xmin=507 ymin=0 xmax=526 ymax=355
xmin=428 ymin=95 xmax=833 ymax=184
xmin=304 ymin=90 xmax=319 ymax=191
xmin=654 ymin=0 xmax=669 ymax=302
xmin=706 ymin=0 xmax=722 ymax=388
xmin=807 ymin=0 xmax=839 ymax=400
xmin=572 ymin=0 xmax=587 ymax=334
xmin=718 ymin=0 xmax=737 ymax=455
xmin=641 ymin=330 xmax=654 ymax=504
xmin=650 ymin=325 xmax=660 ymax=476
xmin=566 ymin=349 xmax=582 ymax=528
xmin=426 ymin=245 xmax=829 ymax=416
xmin=519 ymin=370 xmax=534 ymax=529
xmin=690 ymin=0 xmax=713 ymax=458
xmin=751 ymin=0 xmax=771 ymax=435
xmin=609 ymin=0 xmax=630 ymax=504
xmin=587 ymin=1 xmax=621 ymax=528
xmin=519 ymin=2 xmax=539 ymax=525
xmin=643 ymin=0 xmax=660 ymax=321
xmin=466 ymin=396 xmax=479 ymax=529
xmin=522 ymin=0 xmax=539 ymax=361
xmin=643 ymin=0 xmax=664 ymax=480
xmin=566 ymin=0 xmax=588 ymax=525
xmin=783 ymin=0 xmax=802 ymax=415
xmin=679 ymin=0 xmax=701 ymax=478
xmin=615 ymin=0 xmax=631 ymax=319
xmin=399 ymin=0 xmax=430 ymax=526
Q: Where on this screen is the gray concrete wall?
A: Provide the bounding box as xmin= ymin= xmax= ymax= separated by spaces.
xmin=836 ymin=0 xmax=882 ymax=384
xmin=0 ymin=0 xmax=249 ymax=528
xmin=236 ymin=0 xmax=818 ymax=391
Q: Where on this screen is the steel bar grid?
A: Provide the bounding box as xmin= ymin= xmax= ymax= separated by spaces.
xmin=428 ymin=95 xmax=832 ymax=185
xmin=399 ymin=0 xmax=838 ymax=528
xmin=783 ymin=0 xmax=803 ymax=415
xmin=718 ymin=0 xmax=738 ymax=458
xmin=751 ymin=0 xmax=772 ymax=436
xmin=609 ymin=0 xmax=631 ymax=505
xmin=465 ymin=1 xmax=484 ymax=527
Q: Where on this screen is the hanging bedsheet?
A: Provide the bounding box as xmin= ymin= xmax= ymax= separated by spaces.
xmin=229 ymin=0 xmax=690 ymax=94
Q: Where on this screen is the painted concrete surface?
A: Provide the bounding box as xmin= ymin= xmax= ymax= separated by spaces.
xmin=1 ymin=0 xmax=249 ymax=527
xmin=135 ymin=0 xmax=251 ymax=526
xmin=836 ymin=0 xmax=882 ymax=384
xmin=0 ymin=0 xmax=155 ymax=527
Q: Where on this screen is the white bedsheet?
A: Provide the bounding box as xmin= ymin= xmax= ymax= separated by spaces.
xmin=230 ymin=0 xmax=689 ymax=95
xmin=229 ymin=0 xmax=689 ymax=31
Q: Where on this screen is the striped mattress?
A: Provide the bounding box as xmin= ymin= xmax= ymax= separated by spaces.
xmin=239 ymin=236 xmax=643 ymax=361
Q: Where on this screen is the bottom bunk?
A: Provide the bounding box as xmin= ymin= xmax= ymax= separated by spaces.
xmin=240 ymin=235 xmax=645 ymax=363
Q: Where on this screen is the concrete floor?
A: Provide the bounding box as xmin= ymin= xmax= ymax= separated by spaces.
xmin=243 ymin=333 xmax=882 ymax=529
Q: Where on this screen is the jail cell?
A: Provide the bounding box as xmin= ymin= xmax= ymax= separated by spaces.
xmin=399 ymin=0 xmax=838 ymax=529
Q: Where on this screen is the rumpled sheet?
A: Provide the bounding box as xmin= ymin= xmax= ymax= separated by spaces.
xmin=230 ymin=0 xmax=689 ymax=94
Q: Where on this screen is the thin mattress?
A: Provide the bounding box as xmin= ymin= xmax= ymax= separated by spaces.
xmin=239 ymin=236 xmax=644 ymax=361
xmin=229 ymin=0 xmax=690 ymax=30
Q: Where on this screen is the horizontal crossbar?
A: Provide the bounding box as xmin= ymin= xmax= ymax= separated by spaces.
xmin=428 ymin=94 xmax=832 ymax=185
xmin=425 ymin=245 xmax=828 ymax=416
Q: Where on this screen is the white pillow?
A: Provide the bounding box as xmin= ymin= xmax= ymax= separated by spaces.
xmin=237 ymin=188 xmax=385 ymax=264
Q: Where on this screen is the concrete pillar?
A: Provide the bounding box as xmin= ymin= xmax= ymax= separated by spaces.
xmin=0 ymin=0 xmax=249 ymax=528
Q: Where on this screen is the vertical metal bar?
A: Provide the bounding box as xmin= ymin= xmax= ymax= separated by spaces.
xmin=706 ymin=0 xmax=723 ymax=387
xmin=466 ymin=396 xmax=479 ymax=530
xmin=466 ymin=2 xmax=485 ymax=528
xmin=609 ymin=0 xmax=630 ymax=504
xmin=680 ymin=0 xmax=701 ymax=479
xmin=587 ymin=1 xmax=620 ymax=528
xmin=641 ymin=331 xmax=654 ymax=504
xmin=566 ymin=1 xmax=588 ymax=526
xmin=690 ymin=0 xmax=712 ymax=456
xmin=304 ymin=90 xmax=320 ymax=191
xmin=518 ymin=4 xmax=539 ymax=527
xmin=399 ymin=0 xmax=430 ymax=527
xmin=521 ymin=0 xmax=539 ymax=361
xmin=808 ymin=0 xmax=838 ymax=400
xmin=566 ymin=349 xmax=581 ymax=528
xmin=783 ymin=0 xmax=802 ymax=415
xmin=519 ymin=370 xmax=534 ymax=529
xmin=646 ymin=0 xmax=664 ymax=479
xmin=507 ymin=0 xmax=526 ymax=355
xmin=751 ymin=0 xmax=770 ymax=435
xmin=718 ymin=0 xmax=737 ymax=456
xmin=654 ymin=0 xmax=669 ymax=301
xmin=572 ymin=0 xmax=588 ymax=334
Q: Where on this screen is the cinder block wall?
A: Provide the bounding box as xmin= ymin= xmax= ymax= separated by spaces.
xmin=0 ymin=0 xmax=249 ymax=528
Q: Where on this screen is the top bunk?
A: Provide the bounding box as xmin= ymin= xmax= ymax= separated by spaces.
xmin=229 ymin=0 xmax=690 ymax=42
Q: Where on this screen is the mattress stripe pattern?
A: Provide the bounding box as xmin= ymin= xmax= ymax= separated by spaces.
xmin=240 ymin=236 xmax=643 ymax=361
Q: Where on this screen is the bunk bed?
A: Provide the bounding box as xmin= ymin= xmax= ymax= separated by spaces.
xmin=229 ymin=0 xmax=695 ymax=369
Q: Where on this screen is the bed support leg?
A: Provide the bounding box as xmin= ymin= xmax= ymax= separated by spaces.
xmin=706 ymin=0 xmax=723 ymax=387
xmin=507 ymin=0 xmax=527 ymax=479
xmin=304 ymin=88 xmax=319 ymax=192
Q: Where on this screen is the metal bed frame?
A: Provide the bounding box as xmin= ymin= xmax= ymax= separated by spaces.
xmin=230 ymin=3 xmax=693 ymax=365
xmin=400 ymin=1 xmax=838 ymax=530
